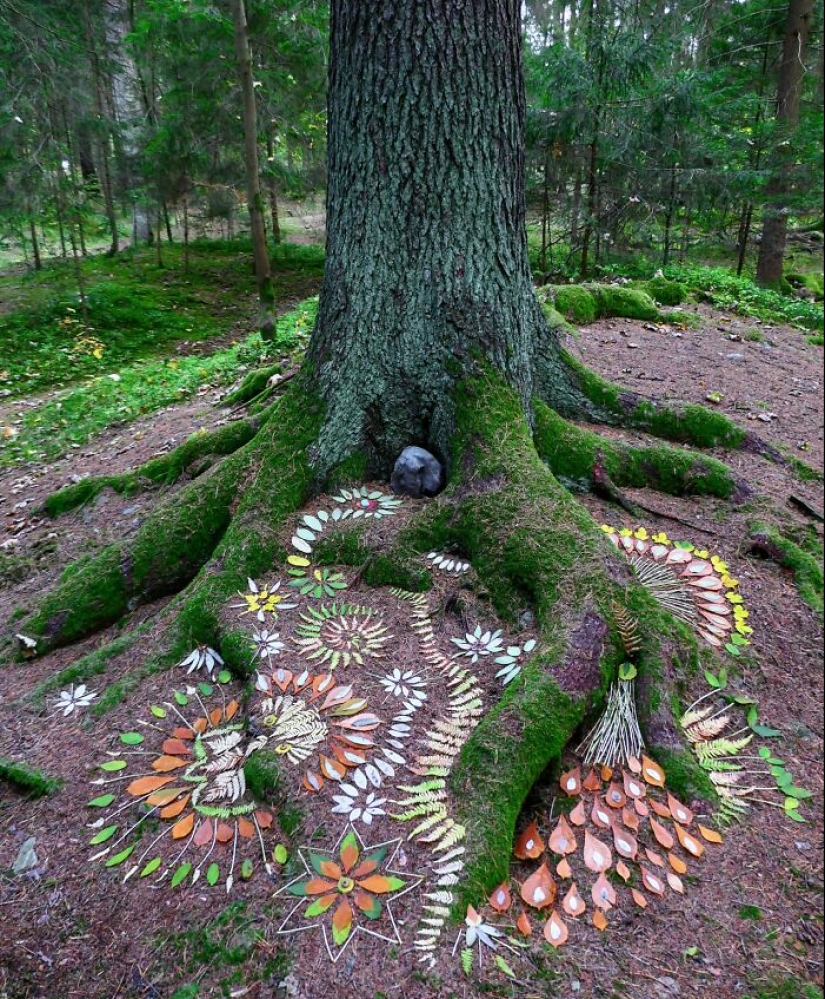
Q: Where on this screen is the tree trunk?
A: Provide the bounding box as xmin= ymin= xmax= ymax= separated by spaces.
xmin=756 ymin=0 xmax=814 ymax=286
xmin=309 ymin=0 xmax=552 ymax=476
xmin=265 ymin=134 xmax=282 ymax=244
xmin=232 ymin=0 xmax=277 ymax=340
xmin=28 ymin=214 xmax=42 ymax=271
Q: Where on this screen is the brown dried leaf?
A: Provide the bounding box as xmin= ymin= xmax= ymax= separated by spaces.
xmin=605 ymin=783 xmax=626 ymax=809
xmin=517 ymin=911 xmax=533 ymax=937
xmin=650 ymin=818 xmax=675 ymax=851
xmin=556 ymin=857 xmax=573 ymax=880
xmin=649 ymin=798 xmax=672 ymax=819
xmin=632 ymin=888 xmax=648 ymax=908
xmin=676 ymin=824 xmax=706 ymax=859
xmin=667 ymin=794 xmax=695 ymax=826
xmin=569 ymin=801 xmax=587 ymax=827
xmin=641 ymin=755 xmax=666 ymax=788
xmin=591 ymin=873 xmax=617 ymax=910
xmin=641 ymin=866 xmax=666 ymax=896
xmin=544 ymin=911 xmax=569 ymax=948
xmin=645 ymin=847 xmax=665 ymax=868
xmin=548 ymin=815 xmax=577 ymax=856
xmin=593 ymin=910 xmax=609 ymax=932
xmin=667 ymin=872 xmax=685 ymax=894
xmin=560 ymin=767 xmax=582 ymax=797
xmin=583 ymin=769 xmax=602 ymax=792
xmin=591 ymin=794 xmax=613 ymax=830
xmin=489 ymin=883 xmax=512 ymax=914
xmin=562 ymin=883 xmax=586 ymax=918
xmin=668 ymin=853 xmax=688 ymax=875
xmin=612 ymin=825 xmax=638 ymax=860
xmin=514 ymin=822 xmax=545 ymax=861
xmin=583 ymin=831 xmax=612 ymax=873
xmin=624 ymin=771 xmax=646 ymax=800
xmin=698 ymin=824 xmax=723 ymax=844
xmin=622 ymin=807 xmax=640 ymax=832
xmin=616 ymin=860 xmax=632 ymax=882
xmin=520 ymin=863 xmax=557 ymax=910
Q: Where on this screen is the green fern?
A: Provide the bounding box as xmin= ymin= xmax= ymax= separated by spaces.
xmin=694 ymin=733 xmax=754 ymax=761
xmin=461 ymin=947 xmax=474 ymax=976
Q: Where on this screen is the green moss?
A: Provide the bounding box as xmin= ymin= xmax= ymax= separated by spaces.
xmin=750 ymin=523 xmax=824 ymax=614
xmin=452 ymin=661 xmax=586 ymax=906
xmin=222 ymin=364 xmax=282 ymax=407
xmin=326 ymin=453 xmax=370 ymax=491
xmin=0 ymin=757 xmax=63 ymax=797
xmin=744 ymin=978 xmax=823 ymax=999
xmin=533 ymin=401 xmax=741 ymax=500
xmin=653 ymin=747 xmax=717 ymax=803
xmin=643 ymin=276 xmax=688 ymax=306
xmin=561 ymin=350 xmax=747 ymax=449
xmin=363 ymin=555 xmax=432 ymax=593
xmin=739 ymin=905 xmax=763 ymax=921
xmin=244 ymin=749 xmax=282 ymax=802
xmin=313 ymin=528 xmax=371 ymax=567
xmin=45 ymin=420 xmax=258 ymax=517
xmin=551 ymin=285 xmax=598 ymax=324
xmin=587 ymin=284 xmax=661 ymax=321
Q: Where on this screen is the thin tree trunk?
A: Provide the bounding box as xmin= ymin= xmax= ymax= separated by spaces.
xmin=163 ymin=202 xmax=174 ymax=243
xmin=28 ymin=215 xmax=42 ymax=271
xmin=266 ymin=134 xmax=282 ymax=244
xmin=540 ymin=145 xmax=551 ymax=281
xmin=756 ymin=0 xmax=814 ymax=286
xmin=580 ymin=126 xmax=599 ymax=278
xmin=663 ymin=163 xmax=677 ymax=267
xmin=232 ymin=0 xmax=276 ymax=339
xmin=570 ymin=163 xmax=582 ymax=249
xmin=183 ymin=187 xmax=190 ymax=273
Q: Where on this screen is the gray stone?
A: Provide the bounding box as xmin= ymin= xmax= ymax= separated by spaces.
xmin=390 ymin=447 xmax=444 ymax=498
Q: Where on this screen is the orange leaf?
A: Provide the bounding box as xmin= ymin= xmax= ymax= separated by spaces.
xmin=562 ymin=883 xmax=586 ymax=918
xmin=560 ymin=766 xmax=581 ymax=796
xmin=520 ymin=863 xmax=557 ymax=910
xmin=332 ymin=743 xmax=367 ymax=768
xmin=650 ymin=818 xmax=675 ymax=851
xmin=517 ymin=911 xmax=533 ymax=937
xmin=591 ymin=873 xmax=617 ymax=910
xmin=237 ymin=817 xmax=255 ymax=839
xmin=634 ymin=798 xmax=650 ymax=818
xmin=194 ymin=819 xmax=214 ymax=847
xmin=667 ymin=794 xmax=694 ymax=826
xmin=304 ymin=878 xmax=339 ymax=896
xmin=583 ymin=769 xmax=602 ymax=792
xmin=255 ymin=810 xmax=273 ymax=829
xmin=146 ymin=787 xmax=182 ymax=806
xmin=593 ymin=910 xmax=609 ymax=932
xmin=605 ymin=782 xmax=626 ymax=809
xmin=357 ymin=875 xmax=401 ymax=895
xmin=224 ymin=699 xmax=240 ymax=721
xmin=274 ymin=669 xmax=294 ymax=692
xmin=304 ymin=771 xmax=324 ymax=793
xmin=351 ymin=857 xmax=381 ymax=879
xmin=216 ymin=822 xmax=234 ymax=844
xmin=544 ymin=911 xmax=569 ymax=948
xmin=514 ymin=822 xmax=545 ymax=860
xmin=340 ymin=836 xmax=359 ymax=875
xmin=627 ymin=755 xmax=642 ymax=775
xmin=489 ymin=883 xmax=512 ymax=914
xmin=668 ymin=852 xmax=688 ymax=875
xmin=645 ymin=848 xmax=665 ymax=868
xmin=632 ymin=888 xmax=648 ymax=909
xmin=600 ymin=765 xmax=614 ymax=783
xmin=209 ymin=708 xmax=223 ymax=727
xmin=698 ymin=824 xmax=723 ymax=844
xmin=667 ymin=872 xmax=685 ymax=894
xmin=171 ymin=812 xmax=195 ymax=840
xmin=126 ymin=775 xmax=175 ymax=797
xmin=676 ymin=824 xmax=705 ymax=859
xmin=192 ymin=717 xmax=208 ymax=734
xmin=591 ymin=794 xmax=613 ymax=830
xmin=649 ymin=798 xmax=672 ymax=819
xmin=548 ymin=815 xmax=577 ymax=856
xmin=612 ymin=824 xmax=638 ymax=860
xmin=641 ymin=755 xmax=666 ymax=788
xmin=173 ymin=726 xmax=195 ymax=740
xmin=320 ymin=755 xmax=347 ymax=782
xmin=556 ymin=857 xmax=573 ymax=880
xmin=151 ymin=755 xmax=188 ymax=773
xmin=583 ymin=831 xmax=612 ymax=874
xmin=160 ymin=794 xmax=191 ymax=819
xmin=623 ymin=771 xmax=646 ymax=800
xmin=162 ymin=739 xmax=192 ymax=756
xmin=622 ymin=807 xmax=640 ymax=832
xmin=641 ymin=866 xmax=666 ymax=896
xmin=616 ymin=861 xmax=632 ymax=882
xmin=569 ymin=801 xmax=587 ymax=827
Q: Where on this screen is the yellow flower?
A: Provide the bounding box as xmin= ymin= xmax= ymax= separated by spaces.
xmin=600 ymin=525 xmax=616 ymax=534
xmin=694 ymin=550 xmax=710 ymax=560
xmin=726 ymin=593 xmax=745 ymax=605
xmin=619 ymin=529 xmax=633 ymax=538
xmin=734 ymin=606 xmax=750 ymax=620
xmin=634 ymin=528 xmax=649 ymax=541
xmin=652 ymin=533 xmax=670 ymax=545
xmin=722 ymin=575 xmax=739 ymax=589
xmin=736 ymin=622 xmax=754 ymax=637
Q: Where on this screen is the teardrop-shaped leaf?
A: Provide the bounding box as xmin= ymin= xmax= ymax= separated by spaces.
xmin=87 ymin=794 xmax=116 ymax=808
xmin=205 ymin=862 xmax=220 ymax=886
xmin=514 ymin=822 xmax=545 ymax=860
xmin=119 ymin=732 xmax=144 ymax=746
xmin=140 ymin=857 xmax=163 ymax=878
xmin=171 ymin=862 xmax=193 ymax=887
xmin=583 ymin=831 xmax=612 ymax=873
xmin=544 ymin=911 xmax=569 ymax=948
xmin=274 ymin=844 xmax=289 ymax=866
xmin=240 ymin=858 xmax=254 ymax=881
xmin=520 ymin=863 xmax=557 ymax=910
xmin=489 ymin=883 xmax=512 ymax=914
xmin=198 ymin=683 xmax=213 ymax=696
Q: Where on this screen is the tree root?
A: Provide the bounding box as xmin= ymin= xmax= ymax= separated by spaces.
xmin=42 ymin=416 xmax=266 ymax=518
xmin=749 ymin=523 xmax=824 ymax=615
xmin=19 ymin=382 xmax=323 ymax=657
xmin=533 ymin=400 xmax=751 ymax=503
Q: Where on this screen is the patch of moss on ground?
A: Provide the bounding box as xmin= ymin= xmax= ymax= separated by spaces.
xmin=0 ymin=757 xmax=63 ymax=797
xmin=653 ymin=747 xmax=717 ymax=804
xmin=643 ymin=276 xmax=688 ymax=306
xmin=744 ymin=978 xmax=823 ymax=999
xmin=552 ymin=285 xmax=598 ymax=324
xmin=750 ymin=523 xmax=824 ymax=614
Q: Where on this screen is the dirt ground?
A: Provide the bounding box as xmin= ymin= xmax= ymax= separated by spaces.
xmin=0 ymin=300 xmax=822 ymax=999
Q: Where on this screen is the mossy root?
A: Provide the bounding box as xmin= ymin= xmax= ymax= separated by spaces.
xmin=43 ymin=416 xmax=263 ymax=517
xmin=749 ymin=523 xmax=824 ymax=615
xmin=18 ymin=382 xmax=323 ymax=657
xmin=533 ymin=400 xmax=750 ymax=502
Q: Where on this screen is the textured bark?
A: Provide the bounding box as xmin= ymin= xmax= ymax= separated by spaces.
xmin=756 ymin=0 xmax=813 ymax=286
xmin=310 ymin=0 xmax=559 ymax=476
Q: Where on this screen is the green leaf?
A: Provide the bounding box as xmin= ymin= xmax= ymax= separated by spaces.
xmin=90 ymin=824 xmax=118 ymax=845
xmin=759 ymin=747 xmax=772 ymax=760
xmin=729 ymin=694 xmax=757 ymax=705
xmin=206 ymin=862 xmax=220 ymax=886
xmin=217 ymin=670 xmax=232 ymax=684
xmin=725 ymin=644 xmax=741 ymax=657
xmin=150 ymin=705 xmax=167 ymax=719
xmin=174 ymin=690 xmax=189 ymax=706
xmin=119 ymin=732 xmax=144 ymax=746
xmin=171 ymin=862 xmax=193 ymax=887
xmin=140 ymin=857 xmax=163 ymax=878
xmin=240 ymin=858 xmax=254 ymax=880
xmin=105 ymin=844 xmax=136 ymax=867
xmin=87 ymin=794 xmax=116 ymax=808
xmin=775 ymin=771 xmax=793 ymax=788
xmin=274 ymin=844 xmax=288 ymax=866
xmin=704 ymin=670 xmax=722 ymax=689
xmin=784 ymin=797 xmax=801 ymax=812
xmin=786 ymin=787 xmax=813 ymax=801
xmin=100 ymin=759 xmax=128 ymax=771
xmin=731 ymin=634 xmax=749 ymax=647
xmin=495 ymin=956 xmax=516 ymax=979
xmin=619 ymin=663 xmax=637 ymax=681
xmin=305 ymin=896 xmax=337 ymax=918
xmin=461 ymin=948 xmax=474 ymax=976
xmin=747 ymin=706 xmax=760 ymax=728
xmin=785 ymin=809 xmax=808 ymax=824
xmin=752 ymin=724 xmax=782 ymax=738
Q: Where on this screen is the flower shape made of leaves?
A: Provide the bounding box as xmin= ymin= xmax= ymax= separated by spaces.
xmin=331 ymin=784 xmax=388 ymax=826
xmin=87 ymin=684 xmax=276 ymax=892
xmin=294 ymin=603 xmax=392 ymax=669
xmin=451 ymin=625 xmax=505 ymax=664
xmin=253 ymin=668 xmax=382 ymax=793
xmin=178 ymin=645 xmax=225 ymax=677
xmin=601 ymin=526 xmax=752 ymax=655
xmin=377 ymin=669 xmax=428 ymax=710
xmin=331 ymin=487 xmax=404 ymax=520
xmin=232 ymin=579 xmax=297 ymax=623
xmin=286 ymin=558 xmax=349 ymax=599
xmin=54 ymin=683 xmax=97 ymax=716
xmin=494 ymin=639 xmax=538 ymax=686
xmin=251 ymin=628 xmax=286 ymax=662
xmin=276 ymin=828 xmax=422 ymax=962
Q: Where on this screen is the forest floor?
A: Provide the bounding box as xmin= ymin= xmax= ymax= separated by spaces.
xmin=0 ymin=264 xmax=822 ymax=999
